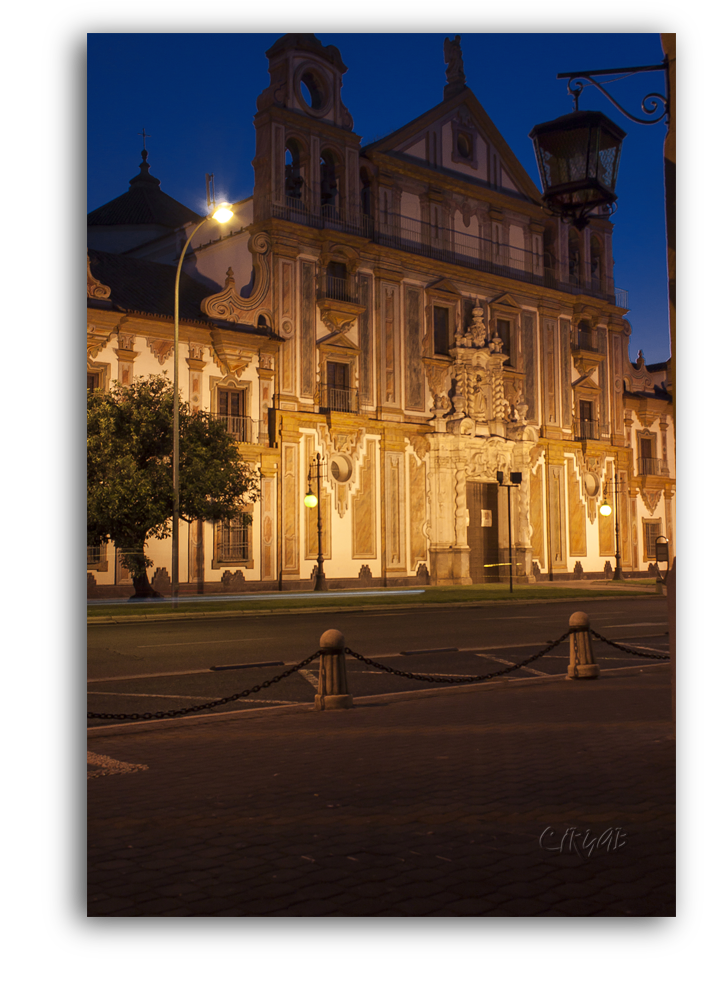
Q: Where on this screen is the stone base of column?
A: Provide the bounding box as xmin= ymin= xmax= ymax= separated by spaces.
xmin=429 ymin=546 xmax=472 ymax=586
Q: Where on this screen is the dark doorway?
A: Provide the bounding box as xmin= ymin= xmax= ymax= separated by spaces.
xmin=467 ymin=481 xmax=500 ymax=583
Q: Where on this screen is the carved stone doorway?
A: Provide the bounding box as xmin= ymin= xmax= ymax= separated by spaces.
xmin=467 ymin=481 xmax=500 ymax=583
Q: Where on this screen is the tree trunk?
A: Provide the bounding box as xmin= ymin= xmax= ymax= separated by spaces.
xmin=130 ymin=569 xmax=163 ymax=599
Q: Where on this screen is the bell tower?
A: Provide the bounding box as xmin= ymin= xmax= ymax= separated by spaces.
xmin=253 ymin=34 xmax=361 ymax=224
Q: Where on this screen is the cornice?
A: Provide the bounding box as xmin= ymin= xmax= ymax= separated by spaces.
xmin=254 ymin=105 xmax=363 ymax=148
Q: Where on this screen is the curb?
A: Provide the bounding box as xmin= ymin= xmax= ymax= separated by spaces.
xmin=87 ymin=591 xmax=661 ymax=626
xmin=86 ymin=660 xmax=669 ymax=739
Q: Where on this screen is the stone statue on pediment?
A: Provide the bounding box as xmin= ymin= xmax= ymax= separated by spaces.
xmin=444 ymin=36 xmax=466 ymax=87
xmin=467 ymin=306 xmax=487 ymax=348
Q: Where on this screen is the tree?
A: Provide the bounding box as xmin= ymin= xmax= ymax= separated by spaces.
xmin=87 ymin=374 xmax=259 ymax=598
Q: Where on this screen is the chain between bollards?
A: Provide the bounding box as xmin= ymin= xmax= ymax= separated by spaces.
xmin=88 ymin=611 xmax=670 ymax=723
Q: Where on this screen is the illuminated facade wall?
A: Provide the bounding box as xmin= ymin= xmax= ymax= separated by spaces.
xmin=87 ymin=33 xmax=674 ymax=595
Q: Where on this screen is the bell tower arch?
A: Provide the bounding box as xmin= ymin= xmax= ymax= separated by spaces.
xmin=253 ymin=33 xmax=361 ymax=224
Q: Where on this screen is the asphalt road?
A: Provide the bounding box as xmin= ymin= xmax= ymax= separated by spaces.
xmin=87 ymin=596 xmax=669 ymax=724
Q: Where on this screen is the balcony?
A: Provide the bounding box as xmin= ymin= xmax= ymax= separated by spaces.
xmin=319 ymin=384 xmax=361 ymax=414
xmin=273 ymin=198 xmax=373 ymax=238
xmin=637 ymin=457 xmax=669 ymax=477
xmin=213 ymin=413 xmax=268 ymax=445
xmin=270 ymin=204 xmax=628 ymax=307
xmin=572 ymin=330 xmax=603 ymax=354
xmin=573 ymin=419 xmax=600 ymax=441
xmin=318 ymin=274 xmax=359 ymax=304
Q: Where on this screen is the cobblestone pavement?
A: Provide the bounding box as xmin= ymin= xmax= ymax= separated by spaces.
xmin=87 ymin=666 xmax=674 ymax=917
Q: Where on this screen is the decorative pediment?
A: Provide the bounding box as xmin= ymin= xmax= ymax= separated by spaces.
xmin=87 ymin=322 xmax=111 ymax=359
xmin=201 ymin=233 xmax=271 ymax=323
xmin=369 ymin=92 xmax=543 ymax=205
xmin=426 ymin=278 xmax=461 ymax=298
xmin=210 ymin=331 xmax=255 ymax=377
xmin=316 ymin=299 xmax=365 ymax=337
xmin=640 ymin=488 xmax=663 ymax=516
xmin=317 ymin=329 xmax=359 ymax=352
xmin=624 ymin=351 xmax=669 ymax=398
xmin=572 ymin=372 xmax=600 ymax=394
xmin=489 ymin=292 xmax=520 ymax=311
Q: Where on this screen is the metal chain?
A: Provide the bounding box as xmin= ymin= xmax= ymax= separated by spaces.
xmin=344 ymin=631 xmax=571 ymax=685
xmin=87 ymin=651 xmax=322 ymax=721
xmin=589 ymin=629 xmax=670 ymax=660
xmin=88 ymin=626 xmax=668 ymax=723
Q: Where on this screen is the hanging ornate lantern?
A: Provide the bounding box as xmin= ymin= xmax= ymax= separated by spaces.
xmin=529 ymin=110 xmax=626 ymax=229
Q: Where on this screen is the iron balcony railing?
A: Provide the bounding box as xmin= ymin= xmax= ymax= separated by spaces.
xmin=274 ymin=198 xmax=373 ymax=238
xmin=214 ymin=413 xmax=259 ymax=444
xmin=319 ymin=384 xmax=361 ymax=414
xmin=271 ymin=203 xmax=628 ymax=307
xmin=573 ymin=331 xmax=601 ymax=352
xmin=637 ymin=457 xmax=669 ymax=476
xmin=573 ymin=419 xmax=600 ymax=441
xmin=319 ymin=274 xmax=359 ymax=303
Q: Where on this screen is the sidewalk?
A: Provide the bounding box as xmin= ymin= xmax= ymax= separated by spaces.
xmin=87 ymin=578 xmax=660 ymax=625
xmin=87 ymin=664 xmax=674 ymax=917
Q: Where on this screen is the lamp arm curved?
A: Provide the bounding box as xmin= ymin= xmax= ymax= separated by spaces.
xmin=567 ymin=75 xmax=668 ymax=125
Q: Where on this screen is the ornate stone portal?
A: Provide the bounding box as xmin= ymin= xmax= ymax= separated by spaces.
xmin=425 ymin=315 xmax=535 ymax=585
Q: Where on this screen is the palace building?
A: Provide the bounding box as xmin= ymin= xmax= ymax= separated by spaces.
xmin=87 ymin=32 xmax=675 ymax=597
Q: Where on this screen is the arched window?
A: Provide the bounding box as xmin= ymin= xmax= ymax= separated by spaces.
xmin=360 ymin=168 xmax=372 ymax=218
xmin=285 ymin=140 xmax=304 ymax=204
xmin=320 ymin=149 xmax=339 ymax=216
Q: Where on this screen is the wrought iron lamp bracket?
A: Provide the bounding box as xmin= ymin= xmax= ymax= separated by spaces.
xmin=558 ymin=60 xmax=669 ymax=126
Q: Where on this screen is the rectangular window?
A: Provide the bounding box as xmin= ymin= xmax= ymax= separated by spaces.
xmin=87 ymin=543 xmax=107 ymax=569
xmin=217 ymin=519 xmax=249 ymax=563
xmin=578 ymin=399 xmax=597 ymax=440
xmin=87 ymin=372 xmax=101 ymax=393
xmin=496 ymin=318 xmax=511 ymax=360
xmin=325 ymin=362 xmax=353 ymax=412
xmin=643 ymin=520 xmax=661 ymax=561
xmin=433 ymin=306 xmax=450 ymax=355
xmin=216 ymin=389 xmax=250 ymax=442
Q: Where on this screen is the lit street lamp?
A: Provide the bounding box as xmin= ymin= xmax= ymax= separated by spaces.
xmin=172 ymin=187 xmax=234 ymax=606
xmin=496 ymin=470 xmax=522 ymax=593
xmin=304 ymin=453 xmax=328 ymax=591
xmin=599 ymin=469 xmax=624 ymax=582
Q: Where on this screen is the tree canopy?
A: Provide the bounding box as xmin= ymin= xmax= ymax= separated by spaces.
xmin=87 ymin=374 xmax=259 ymax=597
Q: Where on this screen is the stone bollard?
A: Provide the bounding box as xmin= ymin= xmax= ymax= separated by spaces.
xmin=315 ymin=629 xmax=354 ymax=711
xmin=567 ymin=612 xmax=599 ymax=680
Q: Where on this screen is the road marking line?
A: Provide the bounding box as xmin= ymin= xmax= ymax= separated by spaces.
xmin=88 ymin=691 xmax=219 ymax=700
xmin=299 ymin=669 xmax=320 ymax=690
xmin=135 ymin=637 xmax=271 ymax=648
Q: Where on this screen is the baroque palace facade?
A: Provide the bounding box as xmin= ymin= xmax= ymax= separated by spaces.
xmin=87 ymin=33 xmax=675 ymax=596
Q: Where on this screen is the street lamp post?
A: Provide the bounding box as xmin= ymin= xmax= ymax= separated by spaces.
xmin=172 ymin=197 xmax=234 ymax=607
xmin=599 ymin=468 xmax=624 ymax=581
xmin=496 ymin=470 xmax=522 ymax=593
xmin=304 ymin=453 xmax=328 ymax=592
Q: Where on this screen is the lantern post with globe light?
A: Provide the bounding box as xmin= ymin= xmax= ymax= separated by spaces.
xmin=171 ymin=191 xmax=235 ymax=607
xmin=304 ymin=453 xmax=328 ymax=591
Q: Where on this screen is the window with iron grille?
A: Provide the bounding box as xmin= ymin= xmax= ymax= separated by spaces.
xmin=87 ymin=543 xmax=108 ymax=572
xmin=643 ymin=520 xmax=661 ymax=562
xmin=216 ymin=519 xmax=249 ymax=563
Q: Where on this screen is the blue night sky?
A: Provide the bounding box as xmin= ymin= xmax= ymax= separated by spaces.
xmin=88 ymin=31 xmax=671 ymax=364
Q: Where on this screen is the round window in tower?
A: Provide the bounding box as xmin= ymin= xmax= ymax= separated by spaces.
xmin=583 ymin=472 xmax=600 ymax=498
xmin=299 ymin=70 xmax=326 ymax=111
